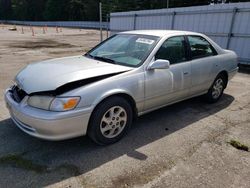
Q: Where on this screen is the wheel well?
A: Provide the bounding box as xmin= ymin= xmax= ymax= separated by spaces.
xmin=218 ymin=71 xmax=228 ymax=88
xmin=91 ymin=93 xmax=138 ymax=119
xmin=114 ymin=93 xmax=138 ymax=116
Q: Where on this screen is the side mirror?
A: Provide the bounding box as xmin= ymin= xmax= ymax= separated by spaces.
xmin=147 ymin=59 xmax=170 ymax=70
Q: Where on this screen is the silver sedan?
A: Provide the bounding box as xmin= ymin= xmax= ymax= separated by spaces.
xmin=4 ymin=30 xmax=238 ymax=145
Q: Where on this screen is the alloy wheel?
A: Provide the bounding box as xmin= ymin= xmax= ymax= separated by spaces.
xmin=212 ymin=78 xmax=224 ymax=99
xmin=100 ymin=106 xmax=127 ymax=138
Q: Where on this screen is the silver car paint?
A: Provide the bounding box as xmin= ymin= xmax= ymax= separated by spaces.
xmin=5 ymin=90 xmax=91 ymax=140
xmin=15 ymin=55 xmax=133 ymax=94
xmin=5 ymin=30 xmax=238 ymax=140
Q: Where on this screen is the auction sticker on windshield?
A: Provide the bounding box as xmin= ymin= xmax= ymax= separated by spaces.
xmin=136 ymin=38 xmax=155 ymax=44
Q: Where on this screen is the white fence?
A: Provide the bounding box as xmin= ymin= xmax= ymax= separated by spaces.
xmin=110 ymin=2 xmax=250 ymax=65
xmin=1 ymin=20 xmax=108 ymax=29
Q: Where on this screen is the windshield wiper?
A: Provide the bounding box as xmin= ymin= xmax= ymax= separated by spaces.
xmin=85 ymin=54 xmax=117 ymax=64
xmin=94 ymin=56 xmax=117 ymax=64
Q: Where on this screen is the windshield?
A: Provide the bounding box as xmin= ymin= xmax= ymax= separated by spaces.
xmin=86 ymin=34 xmax=159 ymax=67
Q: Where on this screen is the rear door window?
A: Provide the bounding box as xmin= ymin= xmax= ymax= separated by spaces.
xmin=187 ymin=36 xmax=217 ymax=59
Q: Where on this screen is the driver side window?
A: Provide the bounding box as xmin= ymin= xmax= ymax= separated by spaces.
xmin=155 ymin=36 xmax=187 ymax=64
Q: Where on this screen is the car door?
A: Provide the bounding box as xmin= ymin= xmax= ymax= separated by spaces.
xmin=144 ymin=36 xmax=192 ymax=111
xmin=187 ymin=35 xmax=219 ymax=95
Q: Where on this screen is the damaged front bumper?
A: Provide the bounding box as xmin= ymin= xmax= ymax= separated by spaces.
xmin=4 ymin=89 xmax=92 ymax=141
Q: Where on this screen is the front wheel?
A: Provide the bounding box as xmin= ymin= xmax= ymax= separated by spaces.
xmin=88 ymin=96 xmax=133 ymax=145
xmin=205 ymin=75 xmax=226 ymax=103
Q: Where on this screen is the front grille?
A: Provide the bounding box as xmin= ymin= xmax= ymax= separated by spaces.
xmin=11 ymin=85 xmax=27 ymax=103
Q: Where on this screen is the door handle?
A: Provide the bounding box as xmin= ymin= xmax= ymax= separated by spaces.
xmin=183 ymin=72 xmax=189 ymax=75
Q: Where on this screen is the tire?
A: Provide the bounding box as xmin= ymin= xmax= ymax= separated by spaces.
xmin=205 ymin=74 xmax=226 ymax=103
xmin=88 ymin=96 xmax=133 ymax=145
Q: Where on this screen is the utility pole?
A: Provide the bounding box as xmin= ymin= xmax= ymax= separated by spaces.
xmin=167 ymin=0 xmax=169 ymax=8
xmin=99 ymin=2 xmax=103 ymax=42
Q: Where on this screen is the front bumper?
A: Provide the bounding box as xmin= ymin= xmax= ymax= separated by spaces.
xmin=4 ymin=89 xmax=92 ymax=141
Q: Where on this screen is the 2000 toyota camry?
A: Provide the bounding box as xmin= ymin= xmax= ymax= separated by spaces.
xmin=5 ymin=30 xmax=238 ymax=145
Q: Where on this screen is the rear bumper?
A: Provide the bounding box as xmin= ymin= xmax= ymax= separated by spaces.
xmin=4 ymin=89 xmax=92 ymax=141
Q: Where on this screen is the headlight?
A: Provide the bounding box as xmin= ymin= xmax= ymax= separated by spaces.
xmin=50 ymin=97 xmax=80 ymax=111
xmin=27 ymin=96 xmax=54 ymax=110
xmin=27 ymin=96 xmax=80 ymax=111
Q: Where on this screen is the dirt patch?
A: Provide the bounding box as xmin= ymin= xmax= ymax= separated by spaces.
xmin=64 ymin=34 xmax=93 ymax=37
xmin=9 ymin=39 xmax=75 ymax=49
xmin=0 ymin=153 xmax=81 ymax=175
xmin=111 ymin=160 xmax=176 ymax=188
xmin=53 ymin=164 xmax=81 ymax=176
xmin=0 ymin=154 xmax=47 ymax=173
xmin=228 ymin=139 xmax=249 ymax=152
xmin=49 ymin=49 xmax=84 ymax=55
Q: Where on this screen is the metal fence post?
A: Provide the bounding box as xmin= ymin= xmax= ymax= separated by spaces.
xmin=171 ymin=11 xmax=176 ymax=30
xmin=106 ymin=14 xmax=109 ymax=39
xmin=99 ymin=2 xmax=103 ymax=42
xmin=226 ymin=7 xmax=238 ymax=49
xmin=133 ymin=14 xmax=137 ymax=30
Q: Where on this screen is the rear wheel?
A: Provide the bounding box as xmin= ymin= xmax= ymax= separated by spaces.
xmin=88 ymin=96 xmax=133 ymax=145
xmin=205 ymin=75 xmax=226 ymax=103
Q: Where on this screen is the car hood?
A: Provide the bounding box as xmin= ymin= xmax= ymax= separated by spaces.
xmin=15 ymin=55 xmax=133 ymax=94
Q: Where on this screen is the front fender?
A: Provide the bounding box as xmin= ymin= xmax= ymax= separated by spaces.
xmin=92 ymin=89 xmax=134 ymax=108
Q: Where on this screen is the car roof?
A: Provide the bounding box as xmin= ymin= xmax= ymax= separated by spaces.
xmin=120 ymin=30 xmax=201 ymax=37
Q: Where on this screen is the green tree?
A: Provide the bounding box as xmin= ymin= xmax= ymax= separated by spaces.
xmin=26 ymin=0 xmax=47 ymax=21
xmin=11 ymin=0 xmax=29 ymax=20
xmin=1 ymin=0 xmax=250 ymax=21
xmin=84 ymin=0 xmax=99 ymax=21
xmin=44 ymin=0 xmax=69 ymax=21
xmin=0 ymin=0 xmax=12 ymax=19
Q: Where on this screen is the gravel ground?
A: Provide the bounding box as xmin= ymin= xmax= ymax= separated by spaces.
xmin=0 ymin=25 xmax=249 ymax=188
